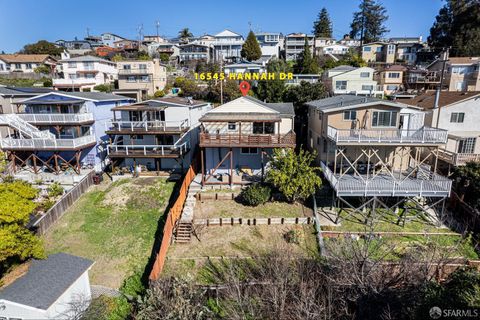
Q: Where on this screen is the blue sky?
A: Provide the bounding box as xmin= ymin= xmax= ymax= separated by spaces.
xmin=0 ymin=0 xmax=444 ymax=53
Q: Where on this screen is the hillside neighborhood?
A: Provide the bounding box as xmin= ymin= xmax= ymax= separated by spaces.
xmin=1 ymin=0 xmax=480 ymax=319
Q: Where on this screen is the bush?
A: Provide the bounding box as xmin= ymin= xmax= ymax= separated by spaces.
xmin=39 ymin=198 xmax=56 ymax=212
xmin=240 ymin=183 xmax=271 ymax=206
xmin=284 ymin=228 xmax=303 ymax=244
xmin=94 ymin=84 xmax=113 ymax=93
xmin=154 ymin=90 xmax=165 ymax=98
xmin=47 ymin=182 xmax=64 ymax=198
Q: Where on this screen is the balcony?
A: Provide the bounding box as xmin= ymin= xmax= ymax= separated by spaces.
xmin=17 ymin=113 xmax=94 ymax=124
xmin=333 ymin=85 xmax=384 ymax=96
xmin=107 ymin=141 xmax=189 ymax=158
xmin=200 ymin=131 xmax=296 ymax=148
xmin=320 ymin=162 xmax=451 ymax=198
xmin=118 ymin=68 xmax=152 ymax=75
xmin=105 ymin=120 xmax=189 ymax=135
xmin=327 ymin=126 xmax=448 ymax=145
xmin=0 ymin=135 xmax=96 ymax=151
xmin=437 ymin=149 xmax=480 ymax=166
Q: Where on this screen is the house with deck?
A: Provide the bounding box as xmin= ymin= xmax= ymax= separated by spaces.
xmin=54 ymin=55 xmax=117 ymax=92
xmin=403 ymin=91 xmax=480 ymax=167
xmin=199 ymin=96 xmax=295 ymax=185
xmin=323 ymin=66 xmax=384 ymax=97
xmin=105 ymin=97 xmax=211 ymax=173
xmin=306 ymin=95 xmax=451 ymax=222
xmin=0 ymin=92 xmax=133 ymax=174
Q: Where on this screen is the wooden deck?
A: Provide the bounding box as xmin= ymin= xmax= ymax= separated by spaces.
xmin=200 ymin=132 xmax=296 ymax=148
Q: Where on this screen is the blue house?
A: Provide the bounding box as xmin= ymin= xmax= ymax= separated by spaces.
xmin=0 ymin=92 xmax=133 ymax=174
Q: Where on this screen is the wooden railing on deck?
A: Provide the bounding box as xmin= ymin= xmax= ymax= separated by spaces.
xmin=200 ymin=131 xmax=296 ymax=147
xmin=149 ymin=160 xmax=198 ymax=281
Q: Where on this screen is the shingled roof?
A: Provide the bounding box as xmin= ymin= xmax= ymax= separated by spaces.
xmin=0 ymin=253 xmax=94 ymax=310
xmin=402 ymin=91 xmax=480 ymax=109
xmin=0 ymin=54 xmax=56 ymax=63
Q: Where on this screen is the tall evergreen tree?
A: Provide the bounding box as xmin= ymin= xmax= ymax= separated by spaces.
xmin=241 ymin=31 xmax=262 ymax=61
xmin=255 ymin=58 xmax=291 ymax=102
xmin=349 ymin=0 xmax=389 ymax=44
xmin=294 ymin=37 xmax=319 ymax=74
xmin=313 ymin=8 xmax=333 ymax=38
xmin=428 ymin=0 xmax=480 ymax=56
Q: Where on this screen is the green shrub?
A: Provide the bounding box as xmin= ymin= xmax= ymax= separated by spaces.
xmin=153 ymin=90 xmax=165 ymax=98
xmin=47 ymin=182 xmax=64 ymax=198
xmin=240 ymin=183 xmax=271 ymax=206
xmin=120 ymin=270 xmax=145 ymax=298
xmin=40 ymin=199 xmax=56 ymax=212
xmin=284 ymin=228 xmax=303 ymax=244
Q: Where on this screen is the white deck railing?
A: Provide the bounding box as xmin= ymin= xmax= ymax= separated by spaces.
xmin=437 ymin=149 xmax=480 ymax=166
xmin=320 ymin=161 xmax=451 ymax=197
xmin=327 ymin=126 xmax=448 ymax=144
xmin=0 ymin=135 xmax=96 ymax=149
xmin=105 ymin=119 xmax=189 ymax=132
xmin=107 ymin=141 xmax=189 ymax=156
xmin=17 ymin=113 xmax=94 ymax=123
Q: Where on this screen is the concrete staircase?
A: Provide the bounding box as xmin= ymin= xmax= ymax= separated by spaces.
xmin=173 ymin=175 xmax=202 ymax=243
xmin=0 ymin=114 xmax=55 ymax=139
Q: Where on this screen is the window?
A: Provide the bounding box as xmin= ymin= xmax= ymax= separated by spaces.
xmin=14 ymin=63 xmax=22 ymax=69
xmin=452 ymin=66 xmax=473 ymax=74
xmin=241 ymin=147 xmax=258 ymax=154
xmin=343 ymin=110 xmax=357 ymax=120
xmin=123 ymin=64 xmax=131 ymax=70
xmin=85 ymin=73 xmax=95 ymax=79
xmin=317 ymin=136 xmax=320 ymax=145
xmin=68 ymin=73 xmax=77 ymax=79
xmin=0 ymin=64 xmax=3 ymax=71
xmin=363 ymin=46 xmax=371 ymax=52
xmin=362 ymin=85 xmax=374 ymax=91
xmin=140 ymin=75 xmax=150 ymax=82
xmin=458 ymin=138 xmax=476 ymax=154
xmin=386 ymin=85 xmax=399 ymax=91
xmin=25 ymin=63 xmax=32 ymax=69
xmin=0 ymin=105 xmax=3 ymax=114
xmin=134 ymin=134 xmax=144 ymax=140
xmin=323 ymin=139 xmax=328 ymax=153
xmin=318 ymin=112 xmax=322 ymax=120
xmin=450 ymin=113 xmax=465 ymax=123
xmin=372 ymin=111 xmax=397 ymax=127
xmin=376 ymin=46 xmax=382 ymax=52
xmin=83 ymin=62 xmax=94 ymax=70
xmin=68 ymin=62 xmax=77 ymax=68
xmin=228 ymin=122 xmax=236 ymax=130
xmin=127 ymin=76 xmax=136 ymax=82
xmin=253 ymin=122 xmax=275 ymax=134
xmin=139 ymin=64 xmax=147 ymax=70
xmin=388 ymin=72 xmax=400 ymax=79
xmin=335 ymin=80 xmax=347 ymax=90
xmin=360 ymin=72 xmax=370 ymax=78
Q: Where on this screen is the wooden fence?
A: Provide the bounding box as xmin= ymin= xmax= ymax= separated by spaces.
xmin=193 ymin=217 xmax=313 ymax=226
xmin=31 ymin=171 xmax=95 ymax=235
xmin=149 ymin=161 xmax=198 ymax=281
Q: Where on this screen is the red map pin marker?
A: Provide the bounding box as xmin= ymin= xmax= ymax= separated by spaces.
xmin=239 ymin=81 xmax=250 ymax=96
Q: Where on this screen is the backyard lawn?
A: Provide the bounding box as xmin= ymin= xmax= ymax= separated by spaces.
xmin=195 ymin=199 xmax=313 ymax=219
xmin=43 ymin=177 xmax=175 ymax=288
xmin=164 ymin=224 xmax=318 ymax=282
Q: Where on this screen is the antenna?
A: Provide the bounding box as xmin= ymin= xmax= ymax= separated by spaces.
xmin=156 ymin=21 xmax=160 ymax=39
xmin=86 ymin=27 xmax=90 ymax=37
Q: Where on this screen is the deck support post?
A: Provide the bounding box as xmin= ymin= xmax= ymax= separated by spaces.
xmin=201 ymin=147 xmax=205 ymax=186
xmin=229 ymin=148 xmax=233 ymax=186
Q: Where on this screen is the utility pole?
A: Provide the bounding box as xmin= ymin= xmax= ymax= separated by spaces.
xmin=220 ymin=53 xmax=223 ymax=105
xmin=155 ymin=21 xmax=160 ymax=40
xmin=86 ymin=27 xmax=90 ymax=37
xmin=434 ymin=47 xmax=449 ymax=128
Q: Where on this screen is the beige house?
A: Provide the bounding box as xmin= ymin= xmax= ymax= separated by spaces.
xmin=117 ymin=59 xmax=166 ymax=99
xmin=361 ymin=42 xmax=396 ymax=64
xmin=323 ymin=66 xmax=383 ymax=97
xmin=199 ymin=96 xmax=295 ymax=185
xmin=429 ymin=57 xmax=480 ymax=92
xmin=306 ymin=95 xmax=451 ymax=222
xmin=377 ymin=65 xmax=406 ymax=95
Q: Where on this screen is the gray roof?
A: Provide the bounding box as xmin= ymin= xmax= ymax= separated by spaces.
xmin=306 ymin=95 xmax=386 ymax=111
xmin=61 ymin=92 xmax=134 ymax=102
xmin=330 ymin=65 xmax=356 ymax=72
xmin=0 ymin=253 xmax=94 ymax=310
xmin=59 ymin=55 xmax=113 ymax=63
xmin=0 ymin=86 xmax=53 ymax=96
xmin=244 ymin=96 xmax=295 ymax=116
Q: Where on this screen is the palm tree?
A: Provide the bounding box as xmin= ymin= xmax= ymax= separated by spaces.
xmin=178 ymin=28 xmax=193 ymax=43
